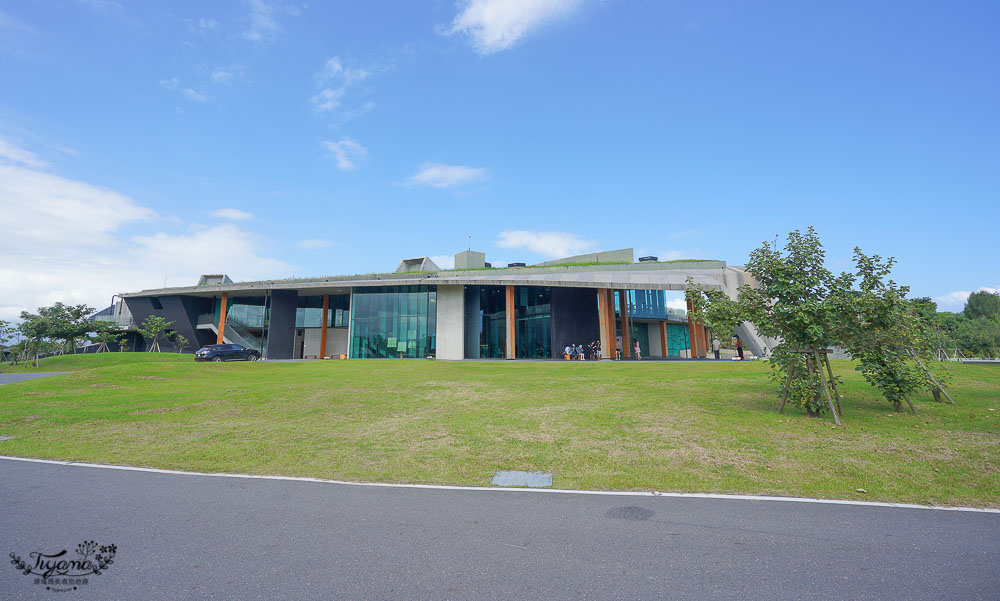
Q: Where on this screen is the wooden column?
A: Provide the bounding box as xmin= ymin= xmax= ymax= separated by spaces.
xmin=216 ymin=292 xmax=229 ymax=344
xmin=701 ymin=323 xmax=710 ymax=358
xmin=320 ymin=294 xmax=329 ymax=358
xmin=659 ymin=321 xmax=668 ymax=358
xmin=597 ymin=289 xmax=611 ymax=360
xmin=619 ymin=290 xmax=631 ymax=358
xmin=505 ymin=285 xmax=515 ymax=359
xmin=686 ymin=299 xmax=698 ymax=359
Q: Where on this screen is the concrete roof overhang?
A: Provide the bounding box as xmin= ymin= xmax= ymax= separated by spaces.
xmin=119 ymin=261 xmax=747 ymax=300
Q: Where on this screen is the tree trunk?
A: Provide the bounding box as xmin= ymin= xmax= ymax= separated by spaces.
xmin=822 ymin=353 xmax=842 ymax=416
xmin=813 ymin=348 xmax=842 ymax=425
xmin=779 ymin=362 xmax=795 ymax=414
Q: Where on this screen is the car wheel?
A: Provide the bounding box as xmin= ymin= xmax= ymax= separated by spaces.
xmin=248 ymin=354 xmax=258 ymax=362
xmin=212 ymin=356 xmax=223 ymax=362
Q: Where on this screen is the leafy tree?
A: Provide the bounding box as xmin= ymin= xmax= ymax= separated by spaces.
xmin=688 ymin=228 xmax=843 ymax=421
xmin=36 ymin=303 xmax=96 ymax=353
xmin=830 ymin=249 xmax=941 ymax=413
xmin=0 ymin=320 xmax=15 ymax=364
xmin=964 ymin=290 xmax=1000 ymax=324
xmin=93 ymin=321 xmax=126 ymax=353
xmin=687 ymin=227 xmax=954 ymax=421
xmin=173 ymin=332 xmax=190 ymax=354
xmin=137 ymin=315 xmax=174 ymax=352
xmin=955 ymin=317 xmax=1000 ymax=358
xmin=17 ymin=312 xmax=52 ymax=367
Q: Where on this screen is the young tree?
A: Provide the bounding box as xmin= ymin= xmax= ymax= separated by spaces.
xmin=173 ymin=332 xmax=190 ymax=354
xmin=830 ymin=249 xmax=940 ymax=413
xmin=93 ymin=321 xmax=126 ymax=353
xmin=17 ymin=312 xmax=52 ymax=367
xmin=0 ymin=320 xmax=14 ymax=365
xmin=137 ymin=315 xmax=174 ymax=352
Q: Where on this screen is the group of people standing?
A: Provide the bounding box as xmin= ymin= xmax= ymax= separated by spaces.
xmin=563 ymin=337 xmax=643 ymax=361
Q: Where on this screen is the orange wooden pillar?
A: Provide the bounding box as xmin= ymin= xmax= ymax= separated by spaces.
xmin=619 ymin=289 xmax=631 ymax=358
xmin=216 ymin=292 xmax=229 ymax=344
xmin=505 ymin=285 xmax=515 ymax=359
xmin=659 ymin=321 xmax=668 ymax=358
xmin=319 ymin=294 xmax=330 ymax=358
xmin=686 ymin=299 xmax=698 ymax=358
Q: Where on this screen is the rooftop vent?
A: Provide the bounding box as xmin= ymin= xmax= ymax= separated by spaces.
xmin=197 ymin=274 xmax=233 ymax=286
xmin=638 ymin=256 xmax=658 ymax=262
xmin=507 ymin=262 xmax=526 ymax=268
xmin=395 ymin=257 xmax=441 ymax=273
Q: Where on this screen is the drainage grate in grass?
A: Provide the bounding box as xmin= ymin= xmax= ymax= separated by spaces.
xmin=491 ymin=470 xmax=553 ymax=487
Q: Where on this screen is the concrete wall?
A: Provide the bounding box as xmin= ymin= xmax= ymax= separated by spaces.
xmin=302 ymin=327 xmax=349 ymax=357
xmin=124 ymin=295 xmax=214 ymax=352
xmin=647 ymin=323 xmax=662 ymax=357
xmin=550 ymin=287 xmax=600 ymax=359
xmin=266 ymin=290 xmax=298 ymax=360
xmin=436 ymin=285 xmax=465 ymax=360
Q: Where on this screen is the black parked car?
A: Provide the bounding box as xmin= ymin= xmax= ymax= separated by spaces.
xmin=194 ymin=344 xmax=260 ymax=362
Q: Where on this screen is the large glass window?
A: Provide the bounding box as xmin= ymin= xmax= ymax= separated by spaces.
xmin=350 ymin=286 xmax=437 ymax=358
xmin=477 ymin=286 xmax=507 ymax=359
xmin=666 ymin=323 xmax=690 ymax=357
xmin=295 ymin=294 xmax=350 ymax=328
xmin=516 ymin=286 xmax=551 ymax=359
xmin=213 ymin=296 xmax=269 ymax=352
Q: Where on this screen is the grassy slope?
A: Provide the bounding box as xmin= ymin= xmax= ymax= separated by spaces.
xmin=1 ymin=354 xmax=997 ymax=507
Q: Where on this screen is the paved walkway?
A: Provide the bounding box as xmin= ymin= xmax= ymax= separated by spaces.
xmin=1 ymin=458 xmax=997 ymax=600
xmin=0 ymin=372 xmax=66 ymax=385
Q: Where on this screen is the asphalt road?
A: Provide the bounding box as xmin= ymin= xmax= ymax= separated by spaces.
xmin=0 ymin=373 xmax=65 ymax=385
xmin=1 ymin=459 xmax=997 ymax=601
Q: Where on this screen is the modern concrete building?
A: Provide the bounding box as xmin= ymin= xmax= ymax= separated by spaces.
xmin=106 ymin=248 xmax=772 ymax=360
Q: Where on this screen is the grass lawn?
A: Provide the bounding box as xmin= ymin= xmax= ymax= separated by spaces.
xmin=1 ymin=353 xmax=998 ymax=507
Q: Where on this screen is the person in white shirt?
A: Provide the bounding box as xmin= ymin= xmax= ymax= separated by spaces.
xmin=712 ymin=337 xmax=721 ymax=360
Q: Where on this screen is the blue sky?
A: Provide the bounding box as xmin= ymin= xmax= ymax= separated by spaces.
xmin=1 ymin=0 xmax=998 ymax=320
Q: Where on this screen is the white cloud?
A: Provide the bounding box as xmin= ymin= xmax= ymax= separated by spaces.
xmin=211 ymin=69 xmax=234 ymax=84
xmin=182 ymin=88 xmax=208 ymax=102
xmin=322 ymin=138 xmax=367 ymax=170
xmin=934 ymin=285 xmax=1000 ymax=312
xmin=192 ymin=17 xmax=218 ymax=33
xmin=0 ymin=137 xmax=49 ymax=168
xmin=242 ymin=0 xmax=302 ymax=43
xmin=0 ymin=136 xmax=291 ymax=321
xmin=243 ymin=0 xmax=281 ymax=42
xmin=496 ymin=230 xmax=596 ymax=259
xmin=159 ymin=77 xmax=180 ymax=90
xmin=447 ymin=0 xmax=584 ymax=54
xmin=212 ymin=208 xmax=254 ymax=221
xmin=429 ymin=255 xmax=456 ymax=270
xmin=297 ymin=239 xmax=333 ymax=249
xmin=310 ymin=56 xmax=374 ymax=118
xmin=407 ymin=163 xmax=488 ymax=188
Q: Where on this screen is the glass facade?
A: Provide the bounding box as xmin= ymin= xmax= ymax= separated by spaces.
xmin=515 ymin=286 xmax=551 ymax=359
xmin=629 ymin=321 xmax=650 ymax=356
xmin=666 ymin=322 xmax=690 ymax=357
xmin=350 ymin=286 xmax=437 ymax=358
xmin=213 ymin=296 xmax=269 ymax=353
xmin=476 ymin=286 xmax=507 ymax=359
xmin=295 ymin=294 xmax=350 ymax=328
